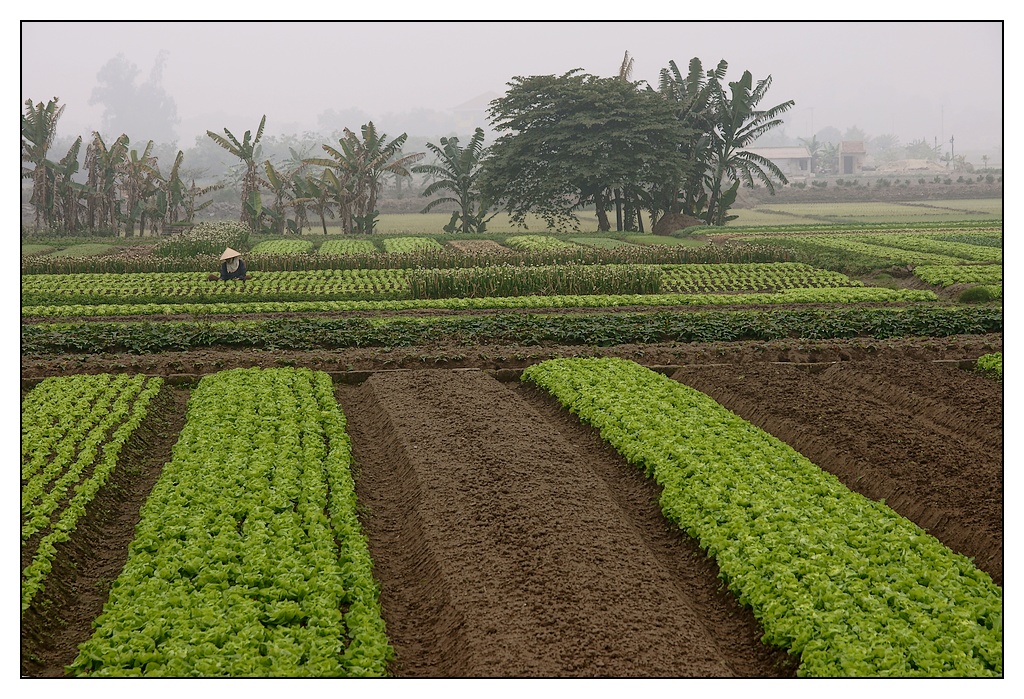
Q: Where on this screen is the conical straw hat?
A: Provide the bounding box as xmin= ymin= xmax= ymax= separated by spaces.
xmin=220 ymin=247 xmax=241 ymax=261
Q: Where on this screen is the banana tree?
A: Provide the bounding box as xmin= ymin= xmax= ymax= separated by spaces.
xmin=653 ymin=58 xmax=727 ymax=221
xmin=307 ymin=122 xmax=423 ymax=233
xmin=706 ymin=70 xmax=794 ymax=226
xmin=44 ymin=136 xmax=88 ymax=233
xmin=206 ymin=115 xmax=266 ymax=231
xmin=294 ymin=170 xmax=339 ymax=236
xmin=118 ymin=140 xmax=162 ymax=236
xmin=22 ymin=97 xmax=65 ymax=230
xmin=84 ymin=132 xmax=130 ymax=234
xmin=412 ymin=128 xmax=494 ymax=234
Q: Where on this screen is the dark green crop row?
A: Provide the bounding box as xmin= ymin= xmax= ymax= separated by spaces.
xmin=21 ymin=306 xmax=1003 ymax=355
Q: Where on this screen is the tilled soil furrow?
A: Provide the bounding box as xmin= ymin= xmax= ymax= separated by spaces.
xmin=21 ymin=386 xmax=189 ymax=677
xmin=340 ymin=369 xmax=761 ymax=677
xmin=672 ymin=360 xmax=1002 ymax=585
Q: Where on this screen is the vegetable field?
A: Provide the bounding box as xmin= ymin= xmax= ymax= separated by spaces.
xmin=21 ymin=216 xmax=1002 ymax=677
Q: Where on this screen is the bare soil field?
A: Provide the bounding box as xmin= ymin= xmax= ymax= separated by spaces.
xmin=20 ymin=335 xmax=1002 ymax=677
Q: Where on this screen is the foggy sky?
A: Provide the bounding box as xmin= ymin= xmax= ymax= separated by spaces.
xmin=21 ymin=21 xmax=1003 ymax=154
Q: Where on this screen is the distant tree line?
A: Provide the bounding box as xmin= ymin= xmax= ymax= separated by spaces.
xmin=23 ymin=54 xmax=799 ymax=237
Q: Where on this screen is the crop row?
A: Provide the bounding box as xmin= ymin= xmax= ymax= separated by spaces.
xmin=22 ymin=287 xmax=938 ymax=321
xmin=22 ymin=241 xmax=793 ymax=275
xmin=21 ymin=374 xmax=164 ymax=613
xmin=847 ymin=235 xmax=1002 ymax=263
xmin=249 ymin=240 xmax=315 ymax=255
xmin=928 ymin=233 xmax=1002 ymax=249
xmin=380 ymin=236 xmax=443 ymax=253
xmin=521 ymin=357 xmax=1002 ymax=676
xmin=912 ymin=264 xmax=1003 ymax=288
xmin=21 ymin=306 xmax=1000 ymax=355
xmin=21 ymin=263 xmax=871 ymax=308
xmin=764 ymin=235 xmax=978 ymax=267
xmin=504 ymin=235 xmax=578 ymax=251
xmin=69 ymin=367 xmax=390 ymax=677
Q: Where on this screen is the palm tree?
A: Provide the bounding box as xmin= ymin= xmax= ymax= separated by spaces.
xmin=206 ymin=115 xmax=266 ymax=231
xmin=22 ymin=97 xmax=65 ymax=230
xmin=706 ymin=70 xmax=794 ymax=225
xmin=411 ymin=128 xmax=493 ymax=234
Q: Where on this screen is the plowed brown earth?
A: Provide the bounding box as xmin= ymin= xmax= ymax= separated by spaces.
xmin=336 ymin=370 xmax=797 ymax=677
xmin=20 ymin=335 xmax=1002 ymax=678
xmin=671 ymin=358 xmax=1003 ymax=585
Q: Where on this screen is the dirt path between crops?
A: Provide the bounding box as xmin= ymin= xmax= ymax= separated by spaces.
xmin=672 ymin=359 xmax=1003 ymax=585
xmin=21 ymin=386 xmax=190 ymax=677
xmin=336 ymin=370 xmax=798 ymax=678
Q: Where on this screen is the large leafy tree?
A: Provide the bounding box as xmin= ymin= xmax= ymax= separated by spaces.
xmin=480 ymin=70 xmax=691 ymax=232
xmin=119 ymin=140 xmax=162 ymax=236
xmin=89 ymin=51 xmax=180 ymax=145
xmin=705 ymin=70 xmax=794 ymax=225
xmin=207 ymin=115 xmax=267 ymax=231
xmin=412 ymin=127 xmax=493 ymax=234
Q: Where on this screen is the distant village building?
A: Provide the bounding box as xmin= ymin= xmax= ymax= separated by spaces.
xmin=839 ymin=141 xmax=867 ymax=175
xmin=746 ymin=146 xmax=812 ymax=178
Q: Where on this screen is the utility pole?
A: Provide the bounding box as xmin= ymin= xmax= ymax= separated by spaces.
xmin=950 ymin=135 xmax=955 ymax=170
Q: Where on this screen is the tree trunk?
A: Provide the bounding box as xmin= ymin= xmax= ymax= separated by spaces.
xmin=614 ymin=188 xmax=622 ymax=232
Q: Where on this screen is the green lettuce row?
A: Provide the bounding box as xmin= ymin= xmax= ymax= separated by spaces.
xmin=69 ymin=367 xmax=391 ymax=677
xmin=22 ymin=375 xmax=164 ymax=614
xmin=21 ymin=374 xmax=126 ymax=481
xmin=847 ymin=235 xmax=1003 ymax=263
xmin=380 ymin=236 xmax=443 ymax=253
xmin=22 ymin=287 xmax=937 ymax=320
xmin=22 ymin=263 xmax=862 ymax=307
xmin=521 ymin=358 xmax=1002 ymax=677
xmin=913 ymin=265 xmax=1003 ymax=287
xmin=22 ymin=375 xmax=148 ymax=541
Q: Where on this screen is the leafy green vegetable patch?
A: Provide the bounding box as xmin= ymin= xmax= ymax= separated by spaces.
xmin=522 ymin=358 xmax=1002 ymax=677
xmin=69 ymin=367 xmax=391 ymax=677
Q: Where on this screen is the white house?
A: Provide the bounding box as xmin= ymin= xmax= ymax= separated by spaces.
xmin=746 ymin=146 xmax=812 ymax=177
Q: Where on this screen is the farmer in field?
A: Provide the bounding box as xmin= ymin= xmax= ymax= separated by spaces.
xmin=213 ymin=247 xmax=250 ymax=281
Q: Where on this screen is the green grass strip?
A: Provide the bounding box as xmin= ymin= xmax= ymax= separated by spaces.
xmin=521 ymin=358 xmax=1002 ymax=677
